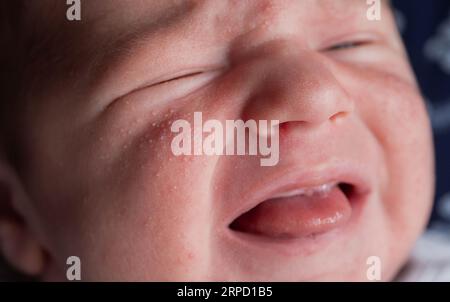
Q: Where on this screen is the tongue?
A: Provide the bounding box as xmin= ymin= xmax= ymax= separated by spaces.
xmin=230 ymin=185 xmax=351 ymax=238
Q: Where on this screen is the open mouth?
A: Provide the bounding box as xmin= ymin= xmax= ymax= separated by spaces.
xmin=229 ymin=182 xmax=360 ymax=239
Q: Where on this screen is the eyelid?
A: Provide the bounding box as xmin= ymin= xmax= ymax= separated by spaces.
xmin=324 ymin=40 xmax=371 ymax=52
xmin=151 ymin=71 xmax=207 ymax=87
xmin=145 ymin=65 xmax=224 ymax=87
xmin=121 ymin=68 xmax=223 ymax=105
xmin=319 ymin=32 xmax=381 ymax=52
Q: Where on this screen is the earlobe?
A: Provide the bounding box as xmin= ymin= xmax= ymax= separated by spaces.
xmin=0 ymin=220 xmax=46 ymax=276
xmin=0 ymin=156 xmax=47 ymax=277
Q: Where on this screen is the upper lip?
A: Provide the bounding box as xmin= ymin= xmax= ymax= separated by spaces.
xmin=226 ymin=162 xmax=372 ymax=228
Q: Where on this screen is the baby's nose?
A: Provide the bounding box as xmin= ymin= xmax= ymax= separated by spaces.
xmin=237 ymin=41 xmax=354 ymax=129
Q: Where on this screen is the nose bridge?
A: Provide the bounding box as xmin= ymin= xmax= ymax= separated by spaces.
xmin=242 ymin=46 xmax=354 ymax=126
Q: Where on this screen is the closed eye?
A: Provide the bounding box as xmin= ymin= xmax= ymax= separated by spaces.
xmin=325 ymin=40 xmax=370 ymax=52
xmin=151 ymin=71 xmax=206 ymax=87
xmin=115 ymin=68 xmax=222 ymax=106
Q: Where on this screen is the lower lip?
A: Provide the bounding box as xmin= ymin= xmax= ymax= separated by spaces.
xmin=227 ymin=185 xmax=368 ymax=255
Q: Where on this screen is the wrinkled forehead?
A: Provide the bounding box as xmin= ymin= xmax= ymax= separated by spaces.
xmin=20 ymin=0 xmax=394 ymax=64
xmin=22 ymin=0 xmax=391 ymax=34
xmin=16 ymin=0 xmax=396 ymax=101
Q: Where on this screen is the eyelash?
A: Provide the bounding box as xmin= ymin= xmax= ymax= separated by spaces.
xmin=325 ymin=40 xmax=370 ymax=52
xmin=130 ymin=69 xmax=222 ymax=105
xmin=152 ymin=71 xmax=205 ymax=86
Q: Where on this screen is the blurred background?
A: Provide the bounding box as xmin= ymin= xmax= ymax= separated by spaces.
xmin=392 ymin=0 xmax=450 ymax=233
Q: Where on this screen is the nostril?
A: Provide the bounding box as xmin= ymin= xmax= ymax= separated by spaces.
xmin=279 ymin=120 xmax=308 ymax=132
xmin=329 ymin=111 xmax=349 ymax=123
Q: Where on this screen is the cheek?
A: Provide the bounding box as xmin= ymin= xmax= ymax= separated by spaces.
xmin=61 ymin=156 xmax=215 ymax=280
xmin=353 ymin=72 xmax=434 ymax=255
xmin=73 ymin=108 xmax=225 ymax=280
xmin=25 ymin=98 xmax=222 ymax=279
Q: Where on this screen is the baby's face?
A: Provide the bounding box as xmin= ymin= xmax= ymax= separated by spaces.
xmin=14 ymin=0 xmax=433 ymax=280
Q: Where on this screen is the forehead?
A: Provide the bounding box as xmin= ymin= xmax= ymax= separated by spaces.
xmin=26 ymin=0 xmax=385 ymax=31
xmin=20 ymin=0 xmax=394 ymax=98
xmin=25 ymin=0 xmax=388 ymax=60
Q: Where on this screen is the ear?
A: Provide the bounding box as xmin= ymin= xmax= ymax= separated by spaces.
xmin=0 ymin=153 xmax=47 ymax=276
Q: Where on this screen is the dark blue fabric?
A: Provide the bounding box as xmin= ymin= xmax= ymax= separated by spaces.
xmin=393 ymin=0 xmax=450 ymax=229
